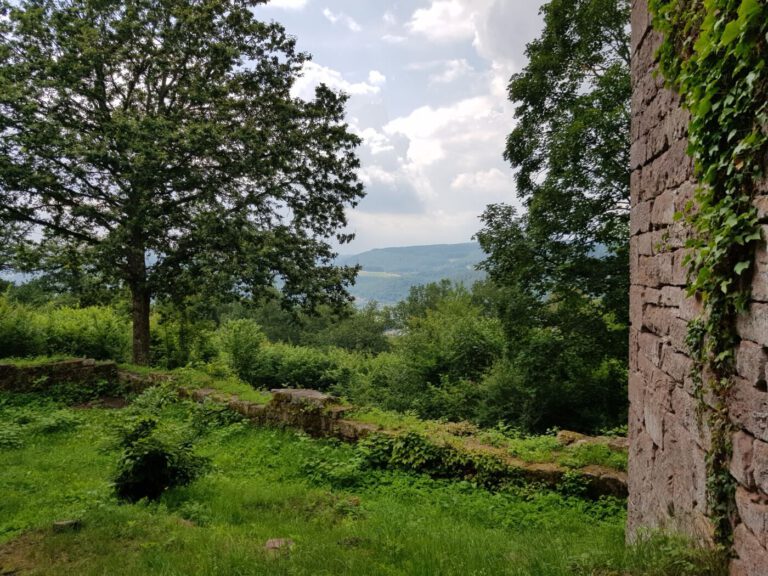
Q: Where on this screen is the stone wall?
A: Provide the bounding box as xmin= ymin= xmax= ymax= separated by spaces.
xmin=0 ymin=358 xmax=118 ymax=392
xmin=629 ymin=0 xmax=768 ymax=573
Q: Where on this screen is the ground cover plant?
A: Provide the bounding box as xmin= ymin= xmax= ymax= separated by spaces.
xmin=0 ymin=390 xmax=725 ymax=575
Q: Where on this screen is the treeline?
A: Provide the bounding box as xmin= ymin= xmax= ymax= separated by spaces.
xmin=0 ymin=274 xmax=626 ymax=434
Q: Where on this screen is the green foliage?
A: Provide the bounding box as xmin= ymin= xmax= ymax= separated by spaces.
xmin=113 ymin=417 xmax=209 ymax=503
xmin=150 ymin=302 xmax=219 ymax=370
xmin=128 ymin=385 xmax=180 ymax=416
xmin=0 ymin=295 xmax=45 ymax=357
xmin=473 ymin=0 xmax=631 ymax=436
xmin=478 ymin=332 xmax=628 ymax=433
xmin=398 ymin=295 xmax=504 ymax=383
xmin=0 ymin=396 xmax=712 ymax=575
xmin=188 ymin=400 xmax=245 ymax=433
xmin=650 ymin=0 xmax=768 ymax=545
xmin=0 ymin=422 xmax=23 ymax=449
xmin=492 ymin=0 xmax=631 ymax=322
xmin=217 ymin=319 xmax=268 ymax=385
xmin=0 ymin=295 xmax=129 ymax=361
xmin=301 ymin=303 xmax=392 ymax=354
xmin=43 ymin=305 xmax=130 ymax=361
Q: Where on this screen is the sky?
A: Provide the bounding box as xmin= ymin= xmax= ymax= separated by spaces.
xmin=255 ymin=0 xmax=546 ymax=254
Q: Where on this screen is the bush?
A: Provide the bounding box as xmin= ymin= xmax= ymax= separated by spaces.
xmin=220 ymin=319 xmax=353 ymax=391
xmin=0 ymin=296 xmax=45 ymax=357
xmin=113 ymin=417 xmax=208 ymax=502
xmin=0 ymin=296 xmax=129 ymax=361
xmin=43 ymin=305 xmax=129 ymax=361
xmin=218 ymin=319 xmax=267 ymax=384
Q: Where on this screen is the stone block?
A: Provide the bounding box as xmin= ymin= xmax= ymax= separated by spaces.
xmin=732 ymin=431 xmax=756 ymax=490
xmin=630 ymin=0 xmax=651 ymax=55
xmin=753 ymin=439 xmax=768 ymax=496
xmin=629 ymin=369 xmax=646 ymax=412
xmin=751 ymin=257 xmax=768 ymax=303
xmin=730 ymin=377 xmax=768 ymax=443
xmin=737 ymin=303 xmax=768 ymax=347
xmin=661 ymin=347 xmax=690 ymax=384
xmin=639 ymin=331 xmax=664 ymax=367
xmin=735 ymin=340 xmax=768 ymax=387
xmin=632 ymin=200 xmax=653 ymax=235
xmin=735 ymin=487 xmax=768 ymax=549
xmin=732 ymin=523 xmax=768 ymax=576
xmin=651 ymin=188 xmax=677 ymax=226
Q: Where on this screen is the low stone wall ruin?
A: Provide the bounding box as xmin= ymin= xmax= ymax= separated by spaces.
xmin=0 ymin=359 xmax=119 ymax=392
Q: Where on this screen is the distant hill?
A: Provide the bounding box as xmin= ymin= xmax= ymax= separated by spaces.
xmin=337 ymin=242 xmax=486 ymax=305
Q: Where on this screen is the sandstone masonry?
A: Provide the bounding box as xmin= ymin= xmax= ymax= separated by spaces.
xmin=629 ymin=1 xmax=768 ymax=573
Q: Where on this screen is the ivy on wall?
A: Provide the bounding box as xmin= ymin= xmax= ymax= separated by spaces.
xmin=650 ymin=0 xmax=768 ymax=546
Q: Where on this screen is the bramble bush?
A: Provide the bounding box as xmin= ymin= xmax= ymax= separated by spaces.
xmin=113 ymin=417 xmax=209 ymax=502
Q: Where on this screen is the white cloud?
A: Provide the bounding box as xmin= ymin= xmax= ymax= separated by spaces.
xmin=350 ymin=121 xmax=394 ymax=155
xmin=368 ymin=70 xmax=386 ymax=86
xmin=267 ymin=0 xmax=308 ymax=10
xmin=292 ymin=62 xmax=383 ymax=100
xmin=383 ymin=97 xmax=493 ymax=168
xmin=382 ymin=34 xmax=408 ymax=44
xmin=322 ymin=8 xmax=361 ymax=32
xmin=359 ymin=165 xmax=397 ymax=186
xmin=382 ymin=11 xmax=397 ymax=26
xmin=430 ymin=59 xmax=473 ymax=84
xmin=406 ymin=0 xmax=478 ymax=42
xmin=451 ymin=168 xmax=511 ymax=193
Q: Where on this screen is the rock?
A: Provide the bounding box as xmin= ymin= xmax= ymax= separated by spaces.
xmin=270 ymin=389 xmax=332 ymax=408
xmin=52 ymin=520 xmax=81 ymax=532
xmin=264 ymin=538 xmax=294 ymax=554
xmin=556 ymin=430 xmax=588 ymax=445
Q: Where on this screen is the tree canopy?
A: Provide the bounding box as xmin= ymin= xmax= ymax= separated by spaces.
xmin=479 ymin=0 xmax=630 ymax=324
xmin=0 ymin=0 xmax=364 ymax=364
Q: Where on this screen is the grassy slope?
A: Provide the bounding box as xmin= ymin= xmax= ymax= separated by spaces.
xmin=0 ymin=395 xmax=723 ymax=576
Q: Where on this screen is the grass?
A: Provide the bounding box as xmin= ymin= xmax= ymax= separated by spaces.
xmin=0 ymin=392 xmax=724 ymax=576
xmin=0 ymin=356 xmax=78 ymax=367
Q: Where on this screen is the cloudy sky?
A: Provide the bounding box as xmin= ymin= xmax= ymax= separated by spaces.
xmin=256 ymin=0 xmax=546 ymax=254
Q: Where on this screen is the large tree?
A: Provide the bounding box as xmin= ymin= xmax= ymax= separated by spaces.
xmin=0 ymin=0 xmax=364 ymax=364
xmin=479 ymin=0 xmax=630 ymax=324
xmin=474 ymin=0 xmax=631 ymax=431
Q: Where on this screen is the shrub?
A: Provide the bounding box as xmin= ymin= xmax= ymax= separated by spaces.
xmin=128 ymin=385 xmax=179 ymax=415
xmin=33 ymin=409 xmax=83 ymax=434
xmin=43 ymin=305 xmax=129 ymax=361
xmin=0 ymin=296 xmax=130 ymax=362
xmin=0 ymin=422 xmax=23 ymax=449
xmin=218 ymin=319 xmax=267 ymax=384
xmin=0 ymin=296 xmax=45 ymax=358
xmin=220 ymin=321 xmax=352 ymax=392
xmin=113 ymin=417 xmax=209 ymax=502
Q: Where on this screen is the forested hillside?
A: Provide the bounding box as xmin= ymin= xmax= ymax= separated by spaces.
xmin=337 ymin=243 xmax=485 ymax=304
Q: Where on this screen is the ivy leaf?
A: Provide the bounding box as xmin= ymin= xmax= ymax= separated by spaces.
xmin=737 ymin=0 xmax=761 ymax=21
xmin=734 ymin=261 xmax=751 ymax=275
xmin=720 ymin=20 xmax=742 ymax=45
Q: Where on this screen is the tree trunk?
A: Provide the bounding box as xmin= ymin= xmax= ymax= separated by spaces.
xmin=131 ymin=284 xmax=151 ymax=365
xmin=128 ymin=249 xmax=151 ymax=365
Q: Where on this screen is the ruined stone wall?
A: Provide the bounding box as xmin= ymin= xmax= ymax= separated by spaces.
xmin=629 ymin=1 xmax=768 ymax=573
xmin=0 ymin=358 xmax=119 ymax=392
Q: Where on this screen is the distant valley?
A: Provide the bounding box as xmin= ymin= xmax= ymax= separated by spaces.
xmin=336 ymin=242 xmax=486 ymax=305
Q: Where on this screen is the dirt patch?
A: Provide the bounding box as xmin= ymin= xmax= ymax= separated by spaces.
xmin=0 ymin=531 xmax=43 ymax=575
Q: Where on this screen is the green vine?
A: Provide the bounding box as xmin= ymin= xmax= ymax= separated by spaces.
xmin=650 ymin=0 xmax=768 ymax=546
